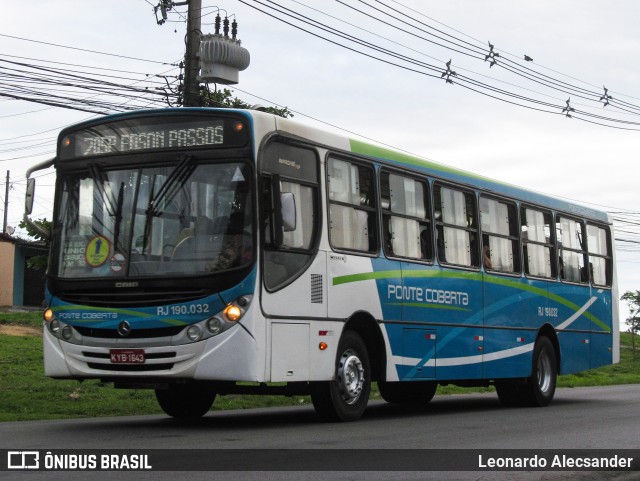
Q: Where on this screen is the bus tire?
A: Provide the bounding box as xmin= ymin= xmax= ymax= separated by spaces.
xmin=310 ymin=331 xmax=371 ymax=422
xmin=155 ymin=383 xmax=216 ymax=419
xmin=378 ymin=381 xmax=437 ymax=404
xmin=496 ymin=336 xmax=557 ymax=407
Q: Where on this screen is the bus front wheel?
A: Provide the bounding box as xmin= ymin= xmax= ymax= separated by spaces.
xmin=496 ymin=336 xmax=557 ymax=407
xmin=155 ymin=383 xmax=216 ymax=419
xmin=311 ymin=330 xmax=371 ymax=422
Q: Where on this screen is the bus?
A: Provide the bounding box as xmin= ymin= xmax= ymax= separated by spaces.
xmin=24 ymin=107 xmax=619 ymax=422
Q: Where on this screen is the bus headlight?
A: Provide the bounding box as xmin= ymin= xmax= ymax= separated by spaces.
xmin=49 ymin=319 xmax=61 ymax=334
xmin=179 ymin=295 xmax=253 ymax=344
xmin=187 ymin=325 xmax=202 ymax=342
xmin=44 ymin=310 xmax=78 ymax=343
xmin=61 ymin=325 xmax=73 ymax=340
xmin=206 ymin=317 xmax=223 ymax=335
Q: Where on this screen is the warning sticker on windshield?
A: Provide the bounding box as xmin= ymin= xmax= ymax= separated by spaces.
xmin=232 ymin=167 xmax=245 ymax=182
xmin=110 ymin=253 xmax=126 ymax=272
xmin=85 ymin=236 xmax=110 ymax=267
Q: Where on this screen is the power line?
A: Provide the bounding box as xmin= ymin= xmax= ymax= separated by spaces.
xmin=0 ymin=33 xmax=175 ymax=66
xmin=240 ymin=0 xmax=640 ymax=130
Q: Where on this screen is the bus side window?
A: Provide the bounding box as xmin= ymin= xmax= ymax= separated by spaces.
xmin=261 ymin=141 xmax=320 ymax=292
xmin=587 ymin=224 xmax=612 ymax=287
xmin=556 ymin=216 xmax=587 ymax=283
xmin=434 ymin=185 xmax=478 ymax=268
xmin=380 ymin=171 xmax=432 ymax=261
xmin=328 ymin=158 xmax=377 ymax=253
xmin=480 ymin=196 xmax=519 ymax=274
xmin=521 ymin=207 xmax=555 ymax=278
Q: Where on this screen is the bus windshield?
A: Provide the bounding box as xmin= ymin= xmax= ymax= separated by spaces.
xmin=54 ymin=160 xmax=253 ymax=279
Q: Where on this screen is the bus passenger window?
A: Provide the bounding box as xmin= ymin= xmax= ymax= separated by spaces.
xmin=328 ymin=158 xmax=377 ymax=253
xmin=557 ymin=216 xmax=587 ymax=283
xmin=480 ymin=196 xmax=519 ymax=274
xmin=521 ymin=207 xmax=554 ymax=278
xmin=380 ymin=171 xmax=431 ymax=261
xmin=587 ymin=224 xmax=612 ymax=286
xmin=434 ymin=185 xmax=478 ymax=268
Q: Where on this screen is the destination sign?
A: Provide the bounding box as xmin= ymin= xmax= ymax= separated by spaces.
xmin=59 ymin=116 xmax=247 ymax=160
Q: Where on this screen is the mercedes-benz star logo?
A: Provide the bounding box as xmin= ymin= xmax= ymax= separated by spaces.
xmin=117 ymin=320 xmax=132 ymax=337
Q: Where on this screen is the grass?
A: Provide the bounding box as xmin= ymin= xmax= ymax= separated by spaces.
xmin=0 ymin=310 xmax=638 ymax=422
xmin=0 ymin=310 xmax=43 ymax=327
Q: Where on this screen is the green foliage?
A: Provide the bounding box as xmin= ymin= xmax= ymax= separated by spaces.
xmin=203 ymin=87 xmax=293 ymax=118
xmin=621 ymin=290 xmax=639 ymax=355
xmin=18 ymin=218 xmax=51 ymax=242
xmin=621 ymin=290 xmax=640 ymax=334
xmin=17 ymin=218 xmax=51 ymax=270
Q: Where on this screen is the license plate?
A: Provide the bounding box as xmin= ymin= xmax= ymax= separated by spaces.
xmin=110 ymin=349 xmax=145 ymax=364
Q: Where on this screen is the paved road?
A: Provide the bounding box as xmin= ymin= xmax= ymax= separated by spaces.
xmin=1 ymin=385 xmax=639 ymax=480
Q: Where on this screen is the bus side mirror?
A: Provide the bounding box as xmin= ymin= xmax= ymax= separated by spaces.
xmin=25 ymin=178 xmax=35 ymax=215
xmin=22 ymin=157 xmax=54 ymax=241
xmin=23 ymin=177 xmax=51 ymax=240
xmin=281 ymin=192 xmax=296 ymax=232
xmin=269 ymin=175 xmax=296 ymax=248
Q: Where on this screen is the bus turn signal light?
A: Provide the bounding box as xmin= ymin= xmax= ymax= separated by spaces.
xmin=224 ymin=305 xmax=242 ymax=322
xmin=44 ymin=308 xmax=54 ymax=323
xmin=319 ymin=342 xmax=328 ymax=351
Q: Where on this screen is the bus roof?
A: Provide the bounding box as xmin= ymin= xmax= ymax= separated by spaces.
xmin=347 ymin=139 xmax=610 ymax=224
xmin=269 ymin=111 xmax=610 ymax=224
xmin=56 ymin=107 xmax=610 ymax=224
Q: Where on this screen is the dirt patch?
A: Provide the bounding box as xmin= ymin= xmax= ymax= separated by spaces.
xmin=0 ymin=324 xmax=42 ymax=337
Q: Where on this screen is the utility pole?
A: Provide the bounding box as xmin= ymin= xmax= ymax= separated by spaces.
xmin=3 ymin=170 xmax=9 ymax=234
xmin=183 ymin=0 xmax=202 ymax=107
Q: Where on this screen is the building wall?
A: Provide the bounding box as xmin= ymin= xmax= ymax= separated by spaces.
xmin=0 ymin=242 xmax=15 ymax=307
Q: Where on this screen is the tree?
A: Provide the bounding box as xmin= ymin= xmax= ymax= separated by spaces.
xmin=621 ymin=290 xmax=640 ymax=356
xmin=202 ymin=87 xmax=293 ymax=118
xmin=18 ymin=218 xmax=51 ymax=270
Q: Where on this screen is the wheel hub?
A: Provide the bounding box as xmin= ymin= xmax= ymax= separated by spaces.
xmin=537 ymin=350 xmax=552 ymax=394
xmin=337 ymin=349 xmax=364 ymax=404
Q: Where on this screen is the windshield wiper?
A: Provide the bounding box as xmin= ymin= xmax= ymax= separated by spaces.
xmin=142 ymin=155 xmax=195 ymax=254
xmin=113 ymin=182 xmax=124 ymax=252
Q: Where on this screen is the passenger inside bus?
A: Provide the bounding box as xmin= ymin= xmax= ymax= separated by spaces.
xmin=483 ymin=244 xmax=492 ymax=269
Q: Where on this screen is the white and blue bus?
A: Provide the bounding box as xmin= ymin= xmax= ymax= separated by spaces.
xmin=25 ymin=108 xmax=618 ymax=421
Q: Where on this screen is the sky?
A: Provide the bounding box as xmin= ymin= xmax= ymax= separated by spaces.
xmin=1 ymin=0 xmax=640 ymax=324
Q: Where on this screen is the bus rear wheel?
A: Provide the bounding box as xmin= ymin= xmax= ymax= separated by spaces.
xmin=378 ymin=381 xmax=437 ymax=404
xmin=311 ymin=331 xmax=371 ymax=422
xmin=496 ymin=336 xmax=557 ymax=407
xmin=155 ymin=383 xmax=216 ymax=419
